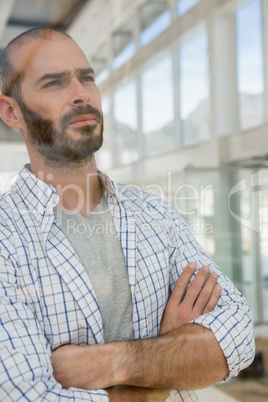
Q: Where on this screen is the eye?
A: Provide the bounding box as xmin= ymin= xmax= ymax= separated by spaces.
xmin=43 ymin=80 xmax=61 ymax=88
xmin=80 ymin=75 xmax=95 ymax=83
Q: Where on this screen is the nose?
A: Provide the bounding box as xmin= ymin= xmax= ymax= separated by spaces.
xmin=69 ymin=79 xmax=90 ymax=106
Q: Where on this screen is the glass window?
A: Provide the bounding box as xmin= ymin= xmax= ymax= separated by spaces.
xmin=140 ymin=1 xmax=171 ymax=47
xmin=113 ymin=81 xmax=139 ymax=165
xmin=0 ymin=142 xmax=29 ymax=196
xmin=240 ymin=196 xmax=259 ymax=320
xmin=179 ymin=30 xmax=210 ymax=145
xmin=182 ymin=167 xmax=267 ymax=324
xmin=177 ymin=0 xmax=200 ymax=16
xmin=141 ymin=56 xmax=174 ymax=157
xmin=112 ymin=23 xmax=135 ymax=70
xmin=92 ymin=45 xmax=109 ymax=85
xmin=238 ymin=169 xmax=264 ymax=323
xmin=95 ymin=97 xmax=113 ymax=170
xmin=182 ymin=170 xmax=215 ymax=258
xmin=236 ymin=0 xmax=264 ymax=130
xmin=261 ymin=169 xmax=268 ymax=322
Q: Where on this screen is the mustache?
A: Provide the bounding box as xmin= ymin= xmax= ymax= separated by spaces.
xmin=60 ymin=104 xmax=102 ymax=127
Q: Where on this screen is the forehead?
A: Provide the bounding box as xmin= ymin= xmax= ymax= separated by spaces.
xmin=10 ymin=37 xmax=91 ymax=85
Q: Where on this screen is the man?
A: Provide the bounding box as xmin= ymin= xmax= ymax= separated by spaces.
xmin=0 ymin=28 xmax=254 ymax=401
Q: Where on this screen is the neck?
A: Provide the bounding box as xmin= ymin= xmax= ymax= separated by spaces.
xmin=30 ymin=155 xmax=103 ymax=215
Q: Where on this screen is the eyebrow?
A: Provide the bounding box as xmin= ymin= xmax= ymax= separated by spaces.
xmin=76 ymin=68 xmax=95 ymax=76
xmin=35 ymin=68 xmax=95 ymax=86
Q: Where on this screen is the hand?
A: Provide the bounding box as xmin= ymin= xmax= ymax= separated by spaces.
xmin=160 ymin=262 xmax=221 ymax=334
xmin=107 ymin=385 xmax=171 ymax=402
xmin=51 ymin=343 xmax=116 ymax=390
xmin=51 ymin=344 xmax=90 ymax=389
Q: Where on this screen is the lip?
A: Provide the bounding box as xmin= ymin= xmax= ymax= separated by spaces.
xmin=69 ymin=114 xmax=97 ymax=127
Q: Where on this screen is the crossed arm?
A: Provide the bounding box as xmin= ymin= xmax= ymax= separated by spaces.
xmin=51 ymin=263 xmax=228 ymax=400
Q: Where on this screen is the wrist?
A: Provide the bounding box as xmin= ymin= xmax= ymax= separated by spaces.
xmin=109 ymin=341 xmax=131 ymax=385
xmin=72 ymin=343 xmax=125 ymax=389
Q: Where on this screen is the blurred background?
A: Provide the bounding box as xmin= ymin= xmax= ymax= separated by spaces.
xmin=0 ymin=0 xmax=267 ymax=400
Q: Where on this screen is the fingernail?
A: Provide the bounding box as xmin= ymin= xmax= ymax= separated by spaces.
xmin=203 ymin=266 xmax=210 ymax=273
xmin=189 ymin=262 xmax=196 ymax=269
xmin=211 ymin=271 xmax=218 ymax=278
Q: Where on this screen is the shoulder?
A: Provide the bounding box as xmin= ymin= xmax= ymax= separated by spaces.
xmin=0 ymin=187 xmax=16 ymax=219
xmin=0 ymin=185 xmax=26 ymax=234
xmin=0 ymin=188 xmax=21 ymax=260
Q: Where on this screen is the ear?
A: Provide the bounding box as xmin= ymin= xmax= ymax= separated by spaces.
xmin=0 ymin=95 xmax=24 ymax=130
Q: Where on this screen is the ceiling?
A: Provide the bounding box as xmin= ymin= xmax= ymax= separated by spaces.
xmin=0 ymin=0 xmax=88 ymax=51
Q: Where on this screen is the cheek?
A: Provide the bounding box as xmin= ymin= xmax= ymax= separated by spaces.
xmin=92 ymin=86 xmax=102 ymax=107
xmin=34 ymin=98 xmax=61 ymax=118
xmin=23 ymin=98 xmax=58 ymax=119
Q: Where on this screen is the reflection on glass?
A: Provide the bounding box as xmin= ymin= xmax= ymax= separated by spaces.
xmin=179 ymin=30 xmax=210 ymax=145
xmin=95 ymin=98 xmax=113 ymax=170
xmin=141 ymin=56 xmax=174 ymax=157
xmin=239 ymin=170 xmax=263 ymax=322
xmin=182 ymin=168 xmax=268 ymax=324
xmin=140 ymin=2 xmax=171 ymax=47
xmin=261 ymin=170 xmax=268 ymax=321
xmin=182 ymin=170 xmax=215 ymax=257
xmin=236 ymin=0 xmax=264 ymax=129
xmin=112 ymin=24 xmax=135 ymax=70
xmin=92 ymin=47 xmax=109 ymax=85
xmin=113 ymin=81 xmax=139 ymax=165
xmin=177 ymin=0 xmax=200 ymax=16
xmin=95 ymin=70 xmax=109 ymax=86
xmin=241 ymin=225 xmax=257 ymax=317
xmin=113 ymin=42 xmax=135 ymax=70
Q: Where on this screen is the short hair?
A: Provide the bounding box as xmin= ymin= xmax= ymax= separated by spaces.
xmin=0 ymin=27 xmax=71 ymax=99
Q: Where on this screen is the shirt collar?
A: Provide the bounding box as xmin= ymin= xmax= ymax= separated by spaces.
xmin=98 ymin=169 xmax=117 ymax=197
xmin=14 ymin=164 xmax=120 ymax=219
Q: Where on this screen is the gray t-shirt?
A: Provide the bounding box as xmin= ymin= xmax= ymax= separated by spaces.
xmin=55 ymin=196 xmax=134 ymax=342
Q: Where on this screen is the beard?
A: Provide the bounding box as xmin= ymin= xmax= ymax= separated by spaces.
xmin=17 ymin=96 xmax=104 ymax=169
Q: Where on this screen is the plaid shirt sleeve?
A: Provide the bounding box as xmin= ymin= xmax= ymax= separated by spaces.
xmin=166 ymin=208 xmax=255 ymax=380
xmin=0 ymin=238 xmax=108 ymax=401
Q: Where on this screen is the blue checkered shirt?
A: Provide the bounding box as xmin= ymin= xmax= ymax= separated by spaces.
xmin=0 ymin=166 xmax=255 ymax=401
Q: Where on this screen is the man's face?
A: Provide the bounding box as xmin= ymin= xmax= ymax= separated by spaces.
xmin=10 ymin=36 xmax=104 ymax=167
xmin=17 ymin=94 xmax=103 ymax=167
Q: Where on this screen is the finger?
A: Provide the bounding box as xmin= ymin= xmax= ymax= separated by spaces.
xmin=203 ymin=284 xmax=222 ymax=314
xmin=169 ymin=262 xmax=197 ymax=305
xmin=192 ymin=271 xmax=218 ymax=314
xmin=183 ymin=265 xmax=211 ymax=305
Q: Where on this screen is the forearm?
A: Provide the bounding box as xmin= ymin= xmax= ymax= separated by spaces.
xmin=53 ymin=323 xmax=228 ymax=391
xmin=117 ymin=323 xmax=228 ymax=390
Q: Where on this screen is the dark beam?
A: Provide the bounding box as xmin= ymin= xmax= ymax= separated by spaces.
xmin=7 ymin=18 xmax=48 ymax=28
